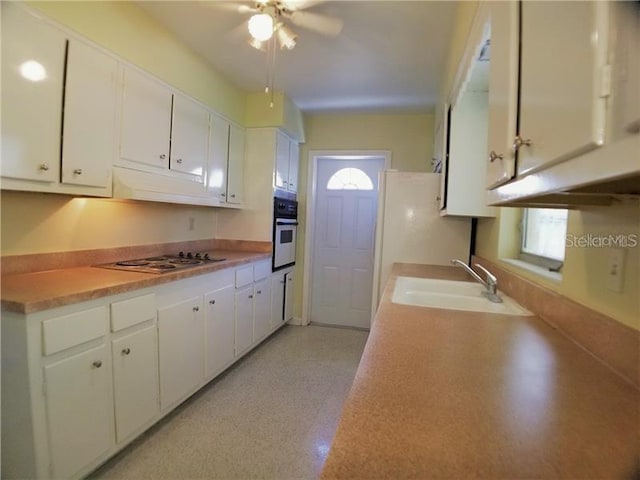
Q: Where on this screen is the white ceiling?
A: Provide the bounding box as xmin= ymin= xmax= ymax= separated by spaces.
xmin=136 ymin=1 xmax=458 ymax=113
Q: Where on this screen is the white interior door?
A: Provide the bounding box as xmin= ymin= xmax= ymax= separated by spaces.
xmin=310 ymin=157 xmax=385 ymax=329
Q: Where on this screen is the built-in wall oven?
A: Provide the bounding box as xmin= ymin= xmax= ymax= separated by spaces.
xmin=272 ymin=196 xmax=298 ymax=271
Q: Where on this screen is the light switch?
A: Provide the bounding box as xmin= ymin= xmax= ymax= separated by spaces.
xmin=606 ymin=248 xmax=625 ymax=293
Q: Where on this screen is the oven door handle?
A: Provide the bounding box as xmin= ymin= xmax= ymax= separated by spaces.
xmin=276 ymin=221 xmax=298 ymax=226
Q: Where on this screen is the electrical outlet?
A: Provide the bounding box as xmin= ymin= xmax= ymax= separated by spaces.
xmin=188 ymin=217 xmax=195 ymax=231
xmin=606 ymin=248 xmax=625 ymax=293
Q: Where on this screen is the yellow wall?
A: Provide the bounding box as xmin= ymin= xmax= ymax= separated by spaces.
xmin=245 ymin=92 xmax=306 ymax=142
xmin=1 ymin=191 xmax=217 ymax=255
xmin=29 ymin=1 xmax=246 ymax=123
xmin=476 ymin=203 xmax=640 ymax=331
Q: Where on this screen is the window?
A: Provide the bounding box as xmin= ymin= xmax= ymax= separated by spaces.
xmin=326 ymin=168 xmax=374 ymax=191
xmin=521 ymin=208 xmax=568 ymax=269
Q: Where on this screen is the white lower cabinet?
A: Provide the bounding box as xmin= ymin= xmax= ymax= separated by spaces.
xmin=234 ymin=285 xmax=254 ymax=357
xmin=158 ymin=296 xmax=205 ymax=410
xmin=271 ymin=273 xmax=286 ymax=330
xmin=1 ymin=259 xmax=280 ymax=480
xmin=44 ymin=344 xmax=114 ymax=479
xmin=204 ymin=284 xmax=235 ymax=380
xmin=111 ymin=326 xmax=159 ymax=443
xmin=253 ymin=278 xmax=271 ymax=342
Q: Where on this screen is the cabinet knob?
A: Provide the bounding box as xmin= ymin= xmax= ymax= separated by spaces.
xmin=283 ymin=180 xmax=288 ymax=185
xmin=193 ymin=306 xmax=200 ymax=312
xmin=221 ymin=193 xmax=226 ymax=197
xmin=230 ymin=194 xmax=236 ymax=198
xmin=160 ymin=154 xmax=166 ymax=159
xmin=289 ymin=183 xmax=294 ymax=188
xmin=121 ymin=348 xmax=131 ymax=356
xmin=92 ymin=360 xmax=102 ymax=368
xmin=513 ymin=136 xmax=532 ymax=150
xmin=39 ymin=163 xmax=49 ymax=171
xmin=176 ymin=158 xmax=183 ymax=164
xmin=257 ymin=290 xmax=262 ymax=295
xmin=280 ymin=280 xmax=285 ymax=284
xmin=209 ymin=299 xmax=216 ymax=305
xmin=73 ymin=168 xmax=83 ymax=175
xmin=488 ymin=151 xmax=504 ymax=163
xmin=248 ymin=294 xmax=254 ymax=299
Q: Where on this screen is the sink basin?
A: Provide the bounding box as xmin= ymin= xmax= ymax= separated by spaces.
xmin=392 ymin=276 xmax=533 ymax=316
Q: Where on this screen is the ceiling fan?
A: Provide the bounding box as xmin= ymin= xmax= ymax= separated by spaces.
xmin=237 ymin=0 xmax=344 ymax=51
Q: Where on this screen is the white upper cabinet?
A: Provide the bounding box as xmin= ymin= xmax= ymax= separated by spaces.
xmin=487 ymin=1 xmax=639 ymax=205
xmin=119 ymin=67 xmax=172 ymax=170
xmin=208 ymin=114 xmax=230 ymax=202
xmin=227 ymin=123 xmax=246 ymax=204
xmin=1 ymin=4 xmax=65 ymax=184
xmin=517 ymin=1 xmax=608 ymax=176
xmin=170 ymin=93 xmax=208 ymax=178
xmin=275 ymin=130 xmax=299 ymax=193
xmin=485 ymin=0 xmax=518 ymax=188
xmin=62 ymin=39 xmax=118 ymax=188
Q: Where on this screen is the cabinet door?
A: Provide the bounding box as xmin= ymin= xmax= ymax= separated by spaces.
xmin=517 ymin=1 xmax=608 ymax=176
xmin=253 ymin=278 xmax=271 ymax=342
xmin=61 ymin=40 xmax=117 ymax=188
xmin=275 ymin=131 xmax=290 ymax=189
xmin=170 ymin=94 xmax=208 ymax=178
xmin=287 ymin=141 xmax=300 ymax=192
xmin=1 ymin=3 xmax=65 ymax=183
xmin=234 ymin=286 xmax=254 ymax=356
xmin=208 ymin=114 xmax=230 ymax=202
xmin=158 ymin=297 xmax=204 ymax=410
xmin=270 ymin=274 xmax=286 ymax=330
xmin=111 ymin=326 xmax=159 ymax=443
xmin=486 ymin=0 xmax=519 ymax=188
xmin=44 ymin=344 xmax=113 ymax=479
xmin=284 ymin=272 xmax=294 ymax=322
xmin=227 ymin=123 xmax=245 ymax=204
xmin=120 ymin=67 xmax=172 ymax=169
xmin=204 ymin=285 xmax=235 ymax=379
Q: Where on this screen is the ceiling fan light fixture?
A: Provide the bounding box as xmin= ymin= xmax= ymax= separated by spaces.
xmin=248 ymin=13 xmax=274 ymax=41
xmin=276 ymin=24 xmax=297 ymax=50
xmin=248 ymin=37 xmax=267 ymax=51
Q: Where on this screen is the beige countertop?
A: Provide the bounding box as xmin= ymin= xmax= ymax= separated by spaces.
xmin=321 ymin=263 xmax=639 ymax=479
xmin=1 ymin=250 xmax=270 ymax=314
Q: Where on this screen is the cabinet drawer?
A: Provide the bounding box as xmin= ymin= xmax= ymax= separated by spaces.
xmin=42 ymin=306 xmax=107 ymax=356
xmin=235 ymin=265 xmax=254 ymax=288
xmin=110 ymin=294 xmax=156 ymax=332
xmin=253 ymin=260 xmax=271 ymax=282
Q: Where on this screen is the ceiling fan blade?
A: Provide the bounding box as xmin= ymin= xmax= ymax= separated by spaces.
xmin=286 ymin=10 xmax=343 ymax=37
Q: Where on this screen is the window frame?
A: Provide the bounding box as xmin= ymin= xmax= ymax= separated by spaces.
xmin=519 ymin=208 xmax=567 ymax=273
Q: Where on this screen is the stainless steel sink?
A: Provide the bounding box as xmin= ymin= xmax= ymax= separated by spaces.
xmin=392 ymin=276 xmax=533 ymax=316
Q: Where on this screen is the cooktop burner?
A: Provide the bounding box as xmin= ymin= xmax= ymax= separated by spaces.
xmin=96 ymin=252 xmax=227 ymax=274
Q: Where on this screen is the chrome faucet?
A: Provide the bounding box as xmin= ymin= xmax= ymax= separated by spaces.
xmin=451 ymin=259 xmax=503 ymax=303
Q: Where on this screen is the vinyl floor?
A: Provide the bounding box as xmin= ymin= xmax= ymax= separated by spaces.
xmin=90 ymin=324 xmax=368 ymax=480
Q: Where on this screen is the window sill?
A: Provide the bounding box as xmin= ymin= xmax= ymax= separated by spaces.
xmin=500 ymin=258 xmax=563 ymax=283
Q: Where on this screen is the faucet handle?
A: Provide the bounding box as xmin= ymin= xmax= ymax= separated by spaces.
xmin=474 ymin=264 xmax=497 ymax=285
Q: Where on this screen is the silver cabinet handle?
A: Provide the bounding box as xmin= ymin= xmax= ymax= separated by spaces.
xmin=513 ymin=136 xmax=532 ymax=150
xmin=176 ymin=158 xmax=183 ymax=164
xmin=160 ymin=154 xmax=166 ymax=159
xmin=39 ymin=163 xmax=49 ymax=171
xmin=92 ymin=360 xmax=102 ymax=368
xmin=121 ymin=348 xmax=131 ymax=356
xmin=73 ymin=168 xmax=83 ymax=175
xmin=248 ymin=294 xmax=254 ymax=299
xmin=193 ymin=306 xmax=200 ymax=312
xmin=488 ymin=151 xmax=504 ymax=163
xmin=209 ymin=299 xmax=216 ymax=305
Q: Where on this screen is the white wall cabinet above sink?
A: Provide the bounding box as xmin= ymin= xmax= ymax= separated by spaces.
xmin=486 ymin=1 xmax=640 ymax=206
xmin=1 ymin=3 xmax=116 ymax=197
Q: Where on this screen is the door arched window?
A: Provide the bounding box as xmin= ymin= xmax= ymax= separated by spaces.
xmin=326 ymin=167 xmax=374 ymax=190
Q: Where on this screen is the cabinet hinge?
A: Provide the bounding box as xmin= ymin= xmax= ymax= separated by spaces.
xmin=600 ymin=64 xmax=612 ymax=98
